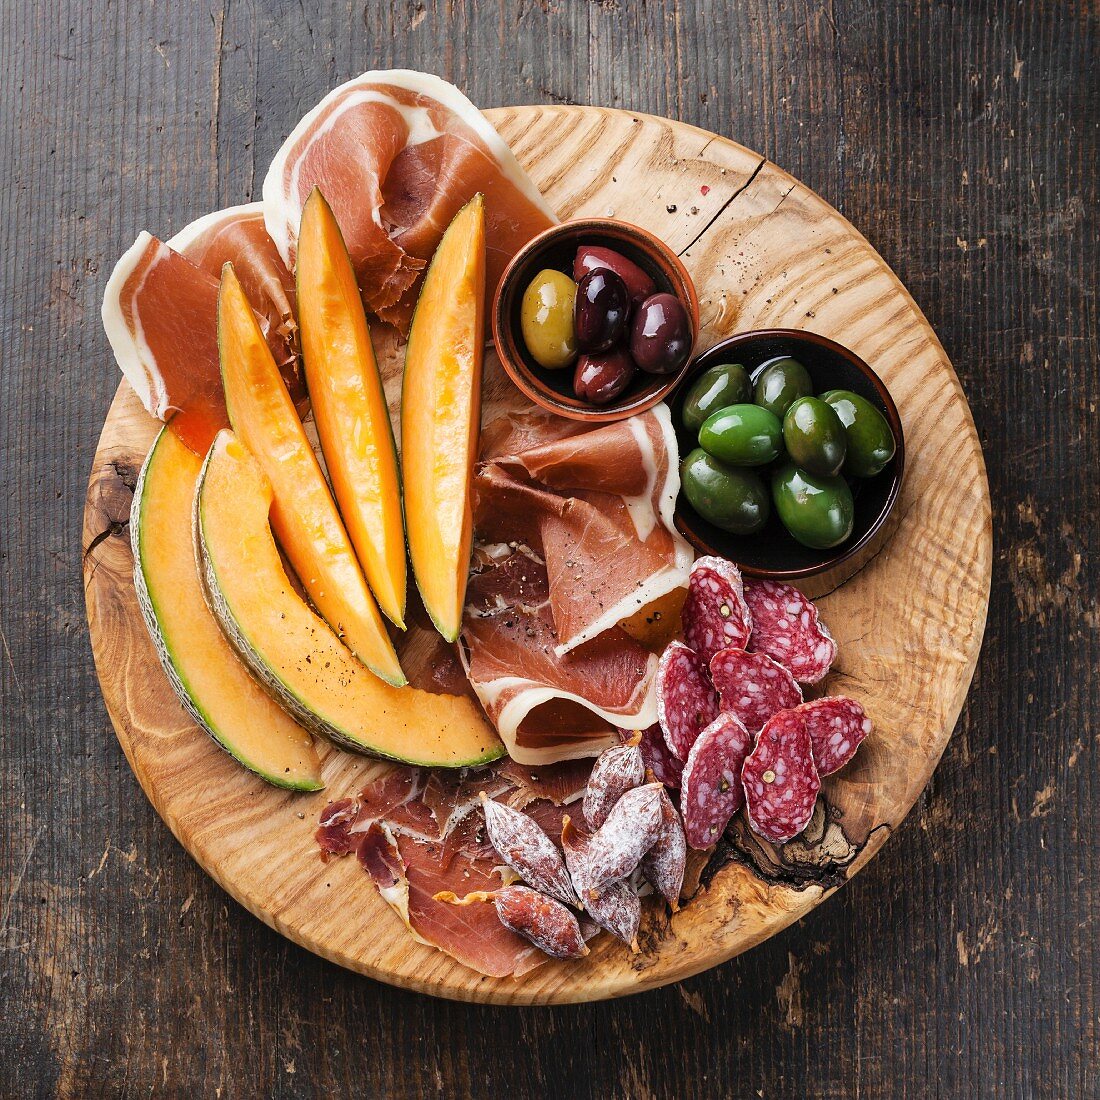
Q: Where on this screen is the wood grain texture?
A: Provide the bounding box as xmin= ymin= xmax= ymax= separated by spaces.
xmin=3 ymin=1 xmax=1096 ymax=1095
xmin=82 ymin=105 xmax=990 ymax=1006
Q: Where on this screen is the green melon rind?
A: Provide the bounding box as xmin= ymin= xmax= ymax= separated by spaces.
xmin=193 ymin=442 xmax=504 ymax=768
xmin=130 ymin=428 xmax=324 ymax=792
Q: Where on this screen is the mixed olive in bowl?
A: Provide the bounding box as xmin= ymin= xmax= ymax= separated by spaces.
xmin=493 ymin=219 xmax=699 ymax=422
xmin=671 ymin=330 xmax=904 ymax=580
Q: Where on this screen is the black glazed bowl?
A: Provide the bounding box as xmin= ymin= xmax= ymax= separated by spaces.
xmin=670 ymin=329 xmax=905 ymax=580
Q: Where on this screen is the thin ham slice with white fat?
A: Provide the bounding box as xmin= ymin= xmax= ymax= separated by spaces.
xmin=460 ymin=407 xmax=693 ymax=764
xmin=462 ymin=550 xmax=657 ymax=765
xmin=101 ymin=203 xmax=301 ymax=453
xmin=473 ymin=407 xmax=694 ymax=657
xmin=318 ymin=760 xmax=590 ymax=978
xmin=263 ymin=70 xmax=556 ymax=329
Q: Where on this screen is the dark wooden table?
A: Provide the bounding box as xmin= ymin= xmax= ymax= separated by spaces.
xmin=2 ymin=2 xmax=1096 ymax=1096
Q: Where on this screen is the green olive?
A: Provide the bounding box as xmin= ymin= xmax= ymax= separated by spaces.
xmin=782 ymin=396 xmax=847 ymax=477
xmin=753 ymin=357 xmax=813 ymax=419
xmin=698 ymin=404 xmax=783 ymax=467
xmin=520 ymin=269 xmax=578 ymax=369
xmin=772 ymin=462 xmax=854 ymax=549
xmin=820 ymin=389 xmax=897 ymax=478
xmin=681 ymin=363 xmax=752 ymax=434
xmin=680 ymin=448 xmax=770 ymax=535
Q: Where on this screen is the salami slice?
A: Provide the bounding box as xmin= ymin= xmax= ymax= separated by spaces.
xmin=796 ymin=696 xmax=871 ymax=776
xmin=681 ymin=556 xmax=753 ymax=665
xmin=634 ymin=724 xmax=684 ymax=788
xmin=743 ymin=579 xmax=837 ymax=684
xmin=709 ymin=647 xmax=803 ymax=733
xmin=656 ymin=641 xmax=720 ymax=761
xmin=742 ymin=709 xmax=821 ymax=843
xmin=680 ymin=712 xmax=754 ymax=850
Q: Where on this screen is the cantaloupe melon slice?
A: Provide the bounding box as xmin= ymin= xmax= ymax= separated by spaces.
xmin=217 ymin=262 xmax=405 ymax=686
xmin=296 ymin=189 xmax=407 ymax=628
xmin=131 ymin=427 xmax=323 ymax=790
xmin=401 ymin=194 xmax=485 ymax=642
xmin=195 ymin=430 xmax=505 ymax=767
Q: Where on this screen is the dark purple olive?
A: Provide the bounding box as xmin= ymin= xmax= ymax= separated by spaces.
xmin=573 ymin=269 xmax=629 ymax=353
xmin=573 ymin=348 xmax=637 ymax=405
xmin=573 ymin=246 xmax=656 ymax=304
xmin=629 ymin=292 xmax=691 ymax=375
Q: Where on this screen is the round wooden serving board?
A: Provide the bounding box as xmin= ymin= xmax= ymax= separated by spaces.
xmin=83 ymin=105 xmax=992 ymax=1005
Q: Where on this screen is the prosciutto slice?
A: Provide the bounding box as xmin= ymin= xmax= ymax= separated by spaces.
xmin=474 ymin=407 xmax=694 ymax=655
xmin=262 ymin=70 xmax=556 ymax=329
xmin=101 ymin=203 xmax=301 ymax=453
xmin=317 ymin=760 xmax=589 ymax=978
xmin=462 ymin=550 xmax=658 ymax=764
xmin=459 ymin=407 xmax=692 ymax=764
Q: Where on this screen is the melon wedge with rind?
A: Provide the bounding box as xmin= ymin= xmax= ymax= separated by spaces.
xmin=296 ymin=188 xmax=407 ymax=629
xmin=131 ymin=426 xmax=323 ymax=791
xmin=401 ymin=194 xmax=485 ymax=642
xmin=217 ymin=262 xmax=406 ymax=687
xmin=194 ymin=430 xmax=505 ymax=768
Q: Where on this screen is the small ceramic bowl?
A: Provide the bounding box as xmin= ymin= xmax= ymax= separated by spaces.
xmin=670 ymin=329 xmax=905 ymax=580
xmin=492 ymin=218 xmax=700 ymax=422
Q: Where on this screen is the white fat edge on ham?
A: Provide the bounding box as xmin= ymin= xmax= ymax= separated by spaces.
xmin=101 ymin=230 xmax=169 ymax=418
xmin=462 ymin=543 xmax=659 ymax=764
xmin=358 ymin=821 xmax=435 ymax=948
xmin=262 ymin=68 xmax=558 ymax=270
xmin=464 ymin=663 xmax=658 ymax=766
xmin=347 ymin=769 xmax=510 ymax=846
xmin=554 ymin=404 xmax=694 ymax=657
xmin=165 ymin=200 xmax=265 ymax=251
xmin=100 ymin=202 xmax=265 ymax=422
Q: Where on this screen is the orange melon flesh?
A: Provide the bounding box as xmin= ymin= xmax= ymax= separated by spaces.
xmin=217 ymin=263 xmax=405 ymax=686
xmin=296 ymin=189 xmax=407 ymax=628
xmin=131 ymin=428 xmax=322 ymax=790
xmin=401 ymin=194 xmax=486 ymax=642
xmin=196 ymin=431 xmax=505 ymax=767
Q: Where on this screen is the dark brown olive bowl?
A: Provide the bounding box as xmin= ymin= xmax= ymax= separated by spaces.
xmin=670 ymin=329 xmax=905 ymax=581
xmin=492 ymin=218 xmax=700 ymax=422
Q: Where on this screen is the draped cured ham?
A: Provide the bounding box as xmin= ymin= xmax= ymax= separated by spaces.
xmin=316 ymin=761 xmax=590 ymax=978
xmin=101 ymin=203 xmax=301 ymax=453
xmin=263 ymin=70 xmax=557 ymax=330
xmin=461 ymin=407 xmax=694 ymax=764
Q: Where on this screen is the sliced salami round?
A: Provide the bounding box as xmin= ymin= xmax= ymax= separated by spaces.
xmin=796 ymin=696 xmax=871 ymax=776
xmin=743 ymin=579 xmax=837 ymax=685
xmin=709 ymin=647 xmax=803 ymax=733
xmin=742 ymin=709 xmax=821 ymax=843
xmin=681 ymin=556 xmax=753 ymax=665
xmin=680 ymin=712 xmax=754 ymax=850
xmin=633 ymin=723 xmax=684 ymax=788
xmin=656 ymin=641 xmax=720 ymax=761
